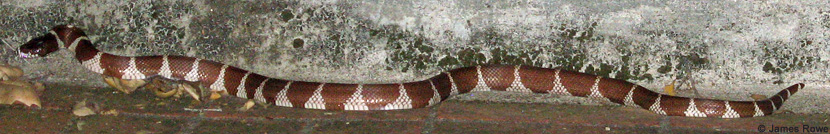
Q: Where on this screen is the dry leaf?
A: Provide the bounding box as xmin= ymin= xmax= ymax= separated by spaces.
xmin=238 ymin=100 xmax=255 ymax=111
xmin=103 ymin=77 xmax=124 ymax=92
xmin=152 ymin=86 xmax=178 ymax=98
xmin=0 ymin=80 xmax=43 ymax=107
xmin=209 ymin=91 xmax=222 ymax=100
xmin=177 ymin=83 xmax=200 ymax=101
xmin=101 ymin=109 xmax=119 ymax=116
xmin=103 ymin=76 xmax=146 ymax=94
xmin=72 ymin=100 xmax=96 ymax=116
xmin=76 ymin=120 xmax=85 ymax=131
xmin=147 ymin=78 xmax=177 ymax=98
xmin=0 ymin=65 xmax=23 ymax=81
xmin=136 ymin=130 xmax=154 ymax=134
xmin=144 ymin=78 xmax=204 ymax=101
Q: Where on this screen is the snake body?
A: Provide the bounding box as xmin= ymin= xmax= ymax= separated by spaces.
xmin=19 ymin=25 xmax=802 ymax=118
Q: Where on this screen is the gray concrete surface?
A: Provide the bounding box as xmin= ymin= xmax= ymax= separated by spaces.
xmin=0 ymin=0 xmax=827 ymax=114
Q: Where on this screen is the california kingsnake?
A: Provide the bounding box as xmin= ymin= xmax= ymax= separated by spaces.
xmin=18 ymin=25 xmax=802 ymax=118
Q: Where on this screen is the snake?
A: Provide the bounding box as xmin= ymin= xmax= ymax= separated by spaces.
xmin=18 ymin=25 xmax=802 ymax=118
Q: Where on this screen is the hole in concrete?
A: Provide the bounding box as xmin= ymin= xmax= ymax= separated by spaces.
xmin=281 ymin=10 xmax=294 ymax=22
xmin=292 ymin=38 xmax=304 ymax=48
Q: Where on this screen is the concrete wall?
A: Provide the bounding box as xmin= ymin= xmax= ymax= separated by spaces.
xmin=0 ymin=0 xmax=827 ymax=114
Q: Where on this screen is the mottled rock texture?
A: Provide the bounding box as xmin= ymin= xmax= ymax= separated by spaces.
xmin=0 ymin=0 xmax=827 ymax=114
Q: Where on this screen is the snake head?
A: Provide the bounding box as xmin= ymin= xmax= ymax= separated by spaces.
xmin=18 ymin=35 xmax=60 ymax=58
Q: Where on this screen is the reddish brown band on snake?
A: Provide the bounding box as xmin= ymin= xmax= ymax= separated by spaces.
xmin=19 ymin=25 xmax=802 ymax=118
